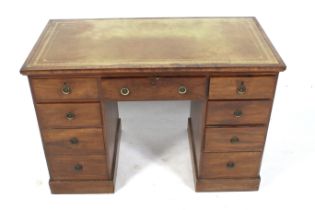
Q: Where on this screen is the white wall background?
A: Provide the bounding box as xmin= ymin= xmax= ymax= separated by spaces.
xmin=0 ymin=0 xmax=314 ymax=209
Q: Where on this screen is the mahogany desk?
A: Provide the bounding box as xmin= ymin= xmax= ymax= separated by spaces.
xmin=20 ymin=17 xmax=286 ymax=193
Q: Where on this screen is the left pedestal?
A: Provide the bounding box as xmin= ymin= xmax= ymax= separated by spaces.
xmin=29 ymin=77 xmax=120 ymax=194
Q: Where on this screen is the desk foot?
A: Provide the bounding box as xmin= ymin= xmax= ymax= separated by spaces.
xmin=49 ymin=179 xmax=115 ymax=194
xmin=194 ymin=177 xmax=260 ymax=192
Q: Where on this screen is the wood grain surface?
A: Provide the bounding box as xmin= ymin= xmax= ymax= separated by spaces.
xmin=206 ymin=100 xmax=272 ymax=125
xmin=49 ymin=155 xmax=109 ymax=180
xmin=200 ymin=152 xmax=261 ymax=179
xmin=209 ymin=76 xmax=276 ymax=99
xmin=42 ymin=128 xmax=105 ymax=155
xmin=204 ymin=127 xmax=266 ymax=152
xmin=32 ymin=78 xmax=99 ymax=101
xmin=37 ymin=103 xmax=102 ymax=128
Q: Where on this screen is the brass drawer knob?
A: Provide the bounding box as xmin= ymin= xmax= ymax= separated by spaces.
xmin=230 ymin=136 xmax=240 ymax=144
xmin=74 ymin=163 xmax=83 ymax=171
xmin=69 ymin=137 xmax=79 ymax=144
xmin=66 ymin=112 xmax=75 ymax=120
xmin=120 ymin=87 xmax=130 ymax=96
xmin=178 ymin=85 xmax=187 ymax=95
xmin=237 ymin=81 xmax=246 ymax=95
xmin=233 ymin=110 xmax=242 ymax=118
xmin=62 ymin=83 xmax=72 ymax=95
xmin=226 ymin=161 xmax=235 ymax=169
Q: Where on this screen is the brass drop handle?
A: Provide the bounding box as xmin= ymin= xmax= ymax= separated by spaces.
xmin=69 ymin=137 xmax=79 ymax=145
xmin=74 ymin=163 xmax=83 ymax=171
xmin=237 ymin=81 xmax=246 ymax=95
xmin=66 ymin=112 xmax=75 ymax=120
xmin=120 ymin=87 xmax=130 ymax=96
xmin=178 ymin=85 xmax=187 ymax=95
xmin=230 ymin=136 xmax=240 ymax=144
xmin=62 ymin=83 xmax=72 ymax=95
xmin=233 ymin=110 xmax=242 ymax=118
xmin=226 ymin=161 xmax=235 ymax=169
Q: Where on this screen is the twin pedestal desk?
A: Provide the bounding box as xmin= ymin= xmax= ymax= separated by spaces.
xmin=20 ymin=17 xmax=286 ymax=193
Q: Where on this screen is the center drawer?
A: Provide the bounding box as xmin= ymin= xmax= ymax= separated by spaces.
xmin=101 ymin=77 xmax=207 ymax=100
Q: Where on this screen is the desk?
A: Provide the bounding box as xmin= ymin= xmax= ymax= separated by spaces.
xmin=20 ymin=17 xmax=286 ymax=193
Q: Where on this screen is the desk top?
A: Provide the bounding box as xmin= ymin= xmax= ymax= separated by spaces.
xmin=21 ymin=17 xmax=285 ymax=75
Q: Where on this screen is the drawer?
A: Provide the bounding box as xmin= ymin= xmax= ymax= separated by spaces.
xmin=37 ymin=103 xmax=102 ymax=128
xmin=200 ymin=152 xmax=261 ymax=179
xmin=101 ymin=77 xmax=207 ymax=100
xmin=42 ymin=128 xmax=105 ymax=155
xmin=209 ymin=76 xmax=276 ymax=99
xmin=49 ymin=155 xmax=109 ymax=180
xmin=204 ymin=127 xmax=266 ymax=152
xmin=206 ymin=101 xmax=271 ymax=125
xmin=32 ymin=78 xmax=98 ymax=101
